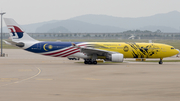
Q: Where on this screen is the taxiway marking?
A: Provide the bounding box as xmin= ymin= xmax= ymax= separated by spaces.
xmin=0 ymin=78 xmax=19 ymax=82
xmin=0 ymin=67 xmax=41 ymax=87
xmin=83 ymin=78 xmax=101 ymax=81
xmin=35 ymin=78 xmax=53 ymax=80
xmin=18 ymin=69 xmax=32 ymax=72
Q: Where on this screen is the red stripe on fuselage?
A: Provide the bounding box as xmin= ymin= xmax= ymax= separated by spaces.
xmin=44 ymin=47 xmax=74 ymax=56
xmin=54 ymin=48 xmax=79 ymax=57
xmin=43 ymin=44 xmax=85 ymax=56
xmin=62 ymin=50 xmax=81 ymax=57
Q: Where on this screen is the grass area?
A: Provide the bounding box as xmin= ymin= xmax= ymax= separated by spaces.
xmin=1 ymin=39 xmax=180 ymax=49
xmin=1 ymin=43 xmax=19 ymax=49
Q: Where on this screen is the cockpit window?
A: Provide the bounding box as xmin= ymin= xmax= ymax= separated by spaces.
xmin=171 ymin=47 xmax=175 ymax=49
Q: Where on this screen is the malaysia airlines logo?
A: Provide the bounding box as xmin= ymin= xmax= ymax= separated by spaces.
xmin=8 ymin=26 xmax=24 ymax=39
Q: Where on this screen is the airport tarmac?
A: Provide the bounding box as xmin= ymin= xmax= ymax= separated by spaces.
xmin=0 ymin=49 xmax=180 ymax=101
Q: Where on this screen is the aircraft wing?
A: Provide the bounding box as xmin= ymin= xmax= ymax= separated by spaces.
xmin=72 ymin=43 xmax=118 ymax=56
xmin=81 ymin=47 xmax=117 ymax=55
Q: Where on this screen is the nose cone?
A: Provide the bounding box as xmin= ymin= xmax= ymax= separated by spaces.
xmin=176 ymin=49 xmax=180 ymax=55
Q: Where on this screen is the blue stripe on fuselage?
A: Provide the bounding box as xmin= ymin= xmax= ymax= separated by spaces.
xmin=25 ymin=42 xmax=81 ymax=53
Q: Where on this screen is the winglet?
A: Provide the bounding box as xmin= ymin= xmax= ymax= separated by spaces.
xmin=72 ymin=43 xmax=81 ymax=49
xmin=72 ymin=42 xmax=76 ymax=47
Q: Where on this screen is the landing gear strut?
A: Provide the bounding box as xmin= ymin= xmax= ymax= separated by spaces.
xmin=84 ymin=54 xmax=98 ymax=65
xmin=159 ymin=58 xmax=163 ymax=64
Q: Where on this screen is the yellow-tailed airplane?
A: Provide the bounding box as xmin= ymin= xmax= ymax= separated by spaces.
xmin=3 ymin=18 xmax=180 ymax=64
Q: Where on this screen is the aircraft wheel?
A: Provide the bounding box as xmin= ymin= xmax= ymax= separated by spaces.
xmin=93 ymin=61 xmax=97 ymax=65
xmin=88 ymin=61 xmax=92 ymax=64
xmin=159 ymin=61 xmax=163 ymax=64
xmin=159 ymin=58 xmax=163 ymax=64
xmin=84 ymin=61 xmax=88 ymax=64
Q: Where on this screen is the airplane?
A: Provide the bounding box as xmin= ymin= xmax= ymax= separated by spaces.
xmin=3 ymin=18 xmax=180 ymax=65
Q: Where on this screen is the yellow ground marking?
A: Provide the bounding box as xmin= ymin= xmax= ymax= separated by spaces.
xmin=0 ymin=78 xmax=19 ymax=82
xmin=18 ymin=69 xmax=32 ymax=72
xmin=14 ymin=67 xmax=41 ymax=83
xmin=83 ymin=78 xmax=101 ymax=81
xmin=0 ymin=67 xmax=41 ymax=87
xmin=35 ymin=78 xmax=53 ymax=80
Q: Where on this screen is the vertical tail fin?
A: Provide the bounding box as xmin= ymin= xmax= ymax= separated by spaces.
xmin=4 ymin=18 xmax=37 ymax=42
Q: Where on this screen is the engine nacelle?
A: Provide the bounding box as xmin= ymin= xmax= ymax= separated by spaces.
xmin=111 ymin=54 xmax=124 ymax=62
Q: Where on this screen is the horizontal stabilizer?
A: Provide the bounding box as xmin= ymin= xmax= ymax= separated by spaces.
xmin=3 ymin=40 xmax=25 ymax=47
xmin=3 ymin=40 xmax=17 ymax=46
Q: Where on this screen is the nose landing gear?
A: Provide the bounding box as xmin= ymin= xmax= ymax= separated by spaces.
xmin=159 ymin=58 xmax=163 ymax=64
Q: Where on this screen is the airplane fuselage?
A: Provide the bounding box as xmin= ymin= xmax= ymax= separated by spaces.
xmin=24 ymin=41 xmax=179 ymax=59
xmin=4 ymin=18 xmax=180 ymax=64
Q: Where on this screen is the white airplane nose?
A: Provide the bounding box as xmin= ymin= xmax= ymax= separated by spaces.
xmin=176 ymin=49 xmax=180 ymax=58
xmin=177 ymin=49 xmax=180 ymax=54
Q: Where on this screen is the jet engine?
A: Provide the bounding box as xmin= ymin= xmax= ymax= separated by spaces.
xmin=107 ymin=53 xmax=124 ymax=62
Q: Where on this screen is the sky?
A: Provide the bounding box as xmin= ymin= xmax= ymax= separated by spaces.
xmin=1 ymin=0 xmax=180 ymax=25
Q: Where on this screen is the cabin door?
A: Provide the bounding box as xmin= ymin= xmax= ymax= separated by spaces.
xmin=37 ymin=43 xmax=41 ymax=50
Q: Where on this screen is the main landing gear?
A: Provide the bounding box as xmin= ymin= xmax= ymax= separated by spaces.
xmin=159 ymin=58 xmax=163 ymax=64
xmin=84 ymin=59 xmax=97 ymax=65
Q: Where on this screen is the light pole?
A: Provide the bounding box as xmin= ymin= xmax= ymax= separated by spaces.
xmin=0 ymin=12 xmax=6 ymax=57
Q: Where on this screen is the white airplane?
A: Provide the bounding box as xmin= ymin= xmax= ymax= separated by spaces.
xmin=3 ymin=18 xmax=180 ymax=64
